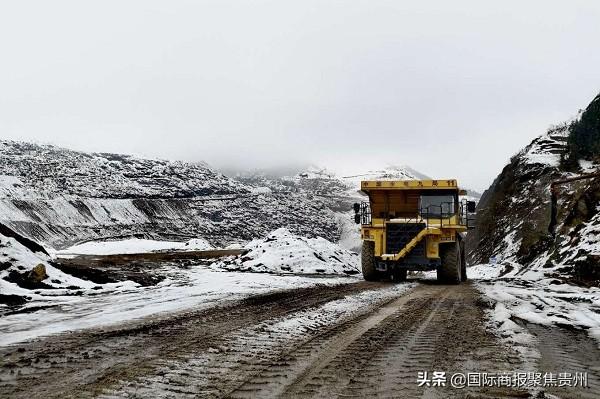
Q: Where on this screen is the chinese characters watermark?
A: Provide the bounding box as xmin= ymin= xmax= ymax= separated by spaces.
xmin=417 ymin=371 xmax=588 ymax=389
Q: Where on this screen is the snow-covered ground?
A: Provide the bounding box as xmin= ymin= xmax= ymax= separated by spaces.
xmin=0 ymin=227 xmax=363 ymax=347
xmin=469 ymin=263 xmax=600 ymax=351
xmin=56 ymin=237 xmax=214 ymax=256
xmin=213 ymin=228 xmax=360 ymax=275
xmin=421 ymin=262 xmax=600 ymax=359
xmin=335 ymin=211 xmax=361 ymax=252
xmin=0 ymin=266 xmax=359 ymax=347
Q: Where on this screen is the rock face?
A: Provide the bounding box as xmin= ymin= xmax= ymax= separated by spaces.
xmin=0 ymin=141 xmax=340 ymax=248
xmin=468 ymin=93 xmax=600 ymax=284
xmin=468 ymin=125 xmax=569 ymax=264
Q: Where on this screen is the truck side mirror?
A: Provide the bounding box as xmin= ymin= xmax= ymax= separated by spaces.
xmin=354 ymin=214 xmax=361 ymax=224
xmin=467 ymin=201 xmax=476 ymax=213
xmin=353 ymin=203 xmax=360 ymax=213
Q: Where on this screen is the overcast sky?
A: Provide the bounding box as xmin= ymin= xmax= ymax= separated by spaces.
xmin=1 ymin=1 xmax=599 ymax=191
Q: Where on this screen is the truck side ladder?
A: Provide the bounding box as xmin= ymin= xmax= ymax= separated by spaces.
xmin=381 ymin=227 xmax=441 ymax=261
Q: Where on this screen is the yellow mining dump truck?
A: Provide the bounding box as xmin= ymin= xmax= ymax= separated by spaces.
xmin=353 ymin=179 xmax=476 ymax=283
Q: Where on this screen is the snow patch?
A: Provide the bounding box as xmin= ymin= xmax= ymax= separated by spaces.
xmin=0 ymin=266 xmax=357 ymax=346
xmin=57 ymin=237 xmax=213 ymax=256
xmin=334 ymin=211 xmax=361 ymax=252
xmin=517 ymin=128 xmax=568 ymax=168
xmin=181 ymin=238 xmax=214 ymax=251
xmin=472 ymin=264 xmax=600 ymax=347
xmin=467 ymin=263 xmax=505 ymax=280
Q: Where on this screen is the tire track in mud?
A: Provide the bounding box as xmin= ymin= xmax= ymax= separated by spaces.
xmin=281 ymin=294 xmax=447 ymax=398
xmin=227 ymin=287 xmax=441 ymax=398
xmin=526 ymin=323 xmax=600 ymax=399
xmin=0 ymin=282 xmax=391 ymax=399
xmin=227 ymin=283 xmax=528 ymax=399
xmin=97 ymin=283 xmax=417 ymax=398
xmin=4 ymin=279 xmax=593 ymax=399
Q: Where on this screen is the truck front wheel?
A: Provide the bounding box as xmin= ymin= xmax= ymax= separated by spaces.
xmin=438 ymin=241 xmax=461 ymax=284
xmin=361 ymin=241 xmax=379 ymax=281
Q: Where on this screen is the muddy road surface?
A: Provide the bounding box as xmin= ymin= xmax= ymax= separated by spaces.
xmin=1 ymin=280 xmax=598 ymax=398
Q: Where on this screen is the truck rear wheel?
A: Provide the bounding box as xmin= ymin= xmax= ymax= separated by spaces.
xmin=361 ymin=241 xmax=379 ymax=281
xmin=460 ymin=239 xmax=467 ymax=281
xmin=438 ymin=241 xmax=461 ymax=284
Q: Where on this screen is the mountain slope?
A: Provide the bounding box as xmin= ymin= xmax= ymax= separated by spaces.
xmin=0 ymin=141 xmax=340 ymax=249
xmin=0 ymin=140 xmax=435 ymax=253
xmin=468 ymin=93 xmax=600 ymax=284
xmin=232 ymin=165 xmax=425 ymax=251
xmin=0 ymin=140 xmax=245 ymax=199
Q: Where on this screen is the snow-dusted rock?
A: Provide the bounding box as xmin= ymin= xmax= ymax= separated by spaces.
xmin=465 ymin=94 xmax=600 ymax=347
xmin=27 ymin=264 xmax=48 ymax=283
xmin=0 ymin=140 xmax=246 ymax=200
xmin=213 ymin=228 xmax=360 ymax=275
xmin=0 ymin=230 xmax=106 ymax=303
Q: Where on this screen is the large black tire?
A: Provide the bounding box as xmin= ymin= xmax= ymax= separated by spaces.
xmin=437 ymin=241 xmax=461 ymax=284
xmin=392 ymin=268 xmax=407 ymax=282
xmin=361 ymin=241 xmax=379 ymax=281
xmin=460 ymin=239 xmax=467 ymax=281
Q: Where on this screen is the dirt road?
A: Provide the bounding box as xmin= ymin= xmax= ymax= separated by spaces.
xmin=1 ymin=280 xmax=598 ymax=398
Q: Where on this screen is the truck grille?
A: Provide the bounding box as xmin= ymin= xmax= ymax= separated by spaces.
xmin=385 ymin=222 xmax=426 ymax=254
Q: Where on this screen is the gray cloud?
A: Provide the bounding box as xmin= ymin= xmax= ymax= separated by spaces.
xmin=1 ymin=0 xmax=599 ymax=191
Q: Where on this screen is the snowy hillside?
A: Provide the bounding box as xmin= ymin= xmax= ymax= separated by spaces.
xmin=468 ymin=97 xmax=600 ymax=284
xmin=0 ymin=140 xmax=246 ymax=199
xmin=0 ymin=141 xmax=340 ymax=249
xmin=232 ymin=164 xmax=426 ymax=252
xmin=466 ymin=93 xmax=600 ymax=355
xmin=468 ymin=125 xmax=569 ymax=261
xmin=0 ymin=139 xmax=447 ymax=255
xmin=338 ymin=165 xmax=428 ymax=189
xmin=231 ymin=164 xmax=424 ymax=195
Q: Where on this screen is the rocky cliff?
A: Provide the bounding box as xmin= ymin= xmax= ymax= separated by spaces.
xmin=469 ymin=93 xmax=600 ymax=285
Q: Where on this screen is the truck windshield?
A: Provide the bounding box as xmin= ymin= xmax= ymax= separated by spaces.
xmin=420 ymin=194 xmax=455 ymax=217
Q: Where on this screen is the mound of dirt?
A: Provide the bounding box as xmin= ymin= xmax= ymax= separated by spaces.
xmin=212 ymin=228 xmax=360 ymax=275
